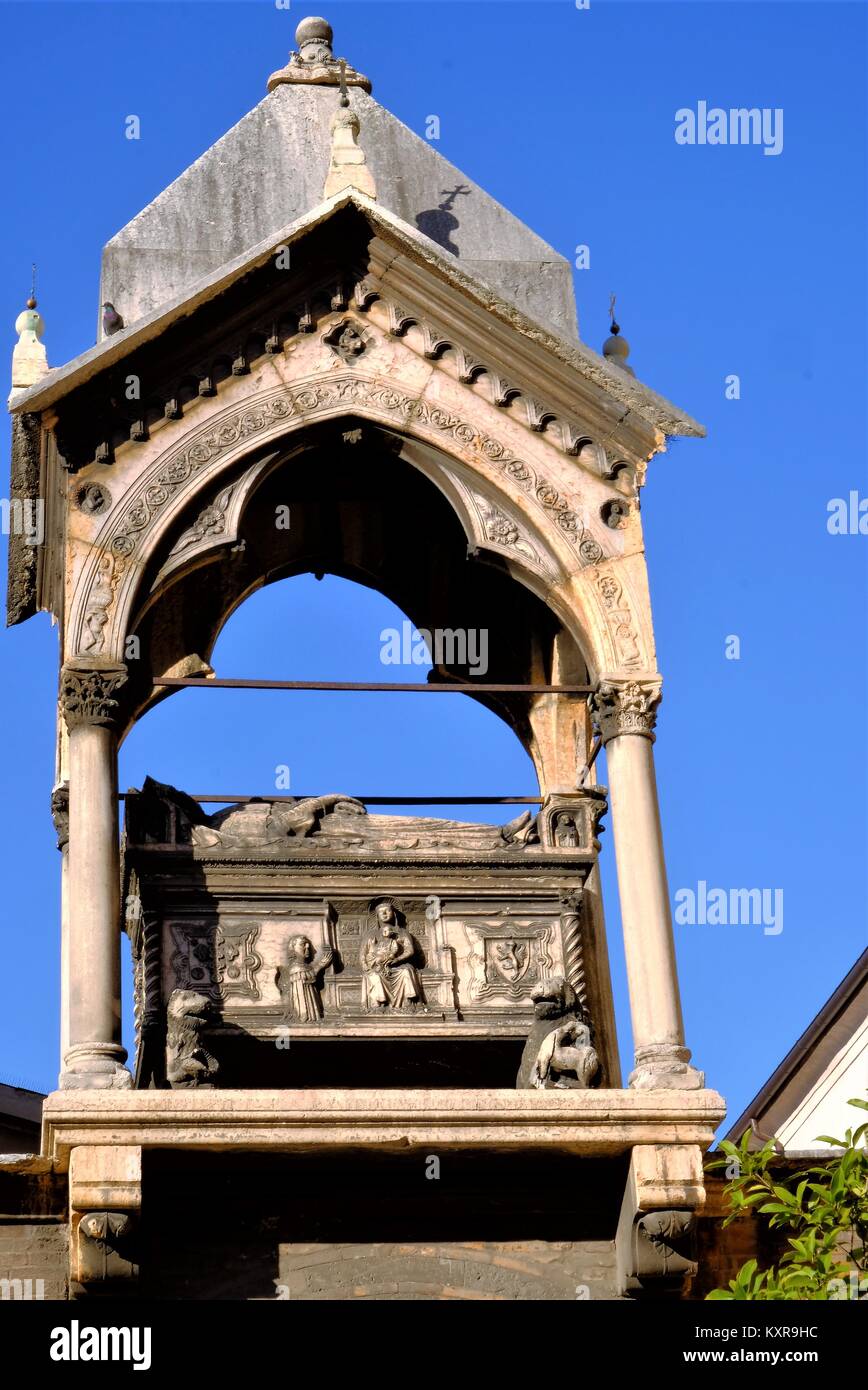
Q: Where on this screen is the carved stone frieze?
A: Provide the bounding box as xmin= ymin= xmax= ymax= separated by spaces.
xmin=216 ymin=923 xmax=264 ymax=1000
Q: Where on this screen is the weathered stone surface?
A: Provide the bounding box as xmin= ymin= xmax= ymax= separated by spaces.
xmin=0 ymin=1221 xmax=68 ymax=1300
xmin=41 ymin=1088 xmax=726 ymax=1170
xmin=5 ymin=413 xmax=41 ymax=626
xmin=100 ymin=86 xmax=578 ymax=339
xmin=0 ymin=1159 xmax=69 ymax=1300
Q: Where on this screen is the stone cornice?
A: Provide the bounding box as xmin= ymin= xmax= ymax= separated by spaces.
xmin=366 ymin=238 xmax=667 ymax=473
xmin=9 ymin=192 xmax=704 ymax=458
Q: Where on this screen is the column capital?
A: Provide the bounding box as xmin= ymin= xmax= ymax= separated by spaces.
xmin=590 ymin=676 xmax=662 ymax=745
xmin=60 ymin=662 xmax=128 ymax=731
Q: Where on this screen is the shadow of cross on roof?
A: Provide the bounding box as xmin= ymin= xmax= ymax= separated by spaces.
xmin=416 ymin=184 xmax=472 ymax=257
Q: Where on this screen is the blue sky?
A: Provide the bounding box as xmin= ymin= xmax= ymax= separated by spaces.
xmin=0 ymin=2 xmax=865 ymax=1127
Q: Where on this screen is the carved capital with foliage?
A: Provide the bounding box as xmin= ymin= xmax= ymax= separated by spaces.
xmin=60 ymin=662 xmax=128 ymax=730
xmin=590 ymin=677 xmax=662 ymax=745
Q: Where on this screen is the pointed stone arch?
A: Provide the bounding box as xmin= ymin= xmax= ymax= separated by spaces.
xmin=66 ymin=366 xmax=654 ymax=691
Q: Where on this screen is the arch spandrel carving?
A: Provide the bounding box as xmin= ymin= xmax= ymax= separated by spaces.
xmin=65 ymin=317 xmax=657 ymax=687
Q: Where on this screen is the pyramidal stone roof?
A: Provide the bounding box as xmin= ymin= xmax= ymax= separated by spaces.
xmin=100 ymin=18 xmax=578 ymax=341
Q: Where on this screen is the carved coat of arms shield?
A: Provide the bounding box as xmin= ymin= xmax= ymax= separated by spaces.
xmin=490 ymin=938 xmax=530 ymax=985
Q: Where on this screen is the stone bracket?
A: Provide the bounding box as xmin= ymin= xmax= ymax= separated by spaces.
xmin=69 ymin=1145 xmax=141 ymax=1296
xmin=615 ymin=1143 xmax=705 ymax=1298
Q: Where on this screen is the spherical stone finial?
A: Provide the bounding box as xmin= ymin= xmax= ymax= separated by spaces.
xmin=296 ymin=16 xmax=334 ymax=59
xmin=15 ymin=306 xmax=45 ymax=340
xmin=603 ymin=326 xmax=635 ymax=376
xmin=267 ymin=14 xmax=371 ymax=94
xmin=296 ymin=16 xmax=332 ymax=44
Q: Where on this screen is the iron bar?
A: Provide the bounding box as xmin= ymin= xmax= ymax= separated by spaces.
xmin=119 ymin=793 xmax=544 ymax=806
xmin=153 ymin=677 xmax=595 ymax=695
xmin=578 ymin=734 xmax=604 ymax=788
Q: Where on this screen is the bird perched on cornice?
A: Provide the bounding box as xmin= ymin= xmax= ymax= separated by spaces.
xmin=102 ymin=302 xmax=124 ymax=336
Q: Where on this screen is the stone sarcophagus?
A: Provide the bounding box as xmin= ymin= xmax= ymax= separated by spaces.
xmin=123 ymin=780 xmax=616 ymax=1089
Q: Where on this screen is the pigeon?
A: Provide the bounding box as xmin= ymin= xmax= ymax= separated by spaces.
xmin=102 ymin=302 xmax=124 ymax=336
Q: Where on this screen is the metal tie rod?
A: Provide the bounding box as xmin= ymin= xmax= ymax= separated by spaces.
xmin=153 ymin=677 xmax=595 ymax=694
xmin=119 ymin=793 xmax=545 ymax=805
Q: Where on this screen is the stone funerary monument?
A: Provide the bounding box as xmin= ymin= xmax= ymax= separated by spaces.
xmin=6 ymin=17 xmax=724 ymax=1299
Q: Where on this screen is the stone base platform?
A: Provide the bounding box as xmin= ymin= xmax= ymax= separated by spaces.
xmin=42 ymin=1087 xmax=725 ymax=1167
xmin=15 ymin=1089 xmax=729 ymax=1298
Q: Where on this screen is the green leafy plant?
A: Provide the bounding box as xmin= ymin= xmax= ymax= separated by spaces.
xmin=706 ymin=1097 xmax=868 ymax=1300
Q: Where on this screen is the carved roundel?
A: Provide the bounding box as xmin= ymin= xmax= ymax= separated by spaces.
xmin=76 ymin=481 xmax=112 ymax=515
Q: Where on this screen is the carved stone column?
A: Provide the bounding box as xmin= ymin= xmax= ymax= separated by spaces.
xmin=59 ymin=663 xmax=132 ymax=1090
xmin=591 ymin=677 xmax=703 ymax=1090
